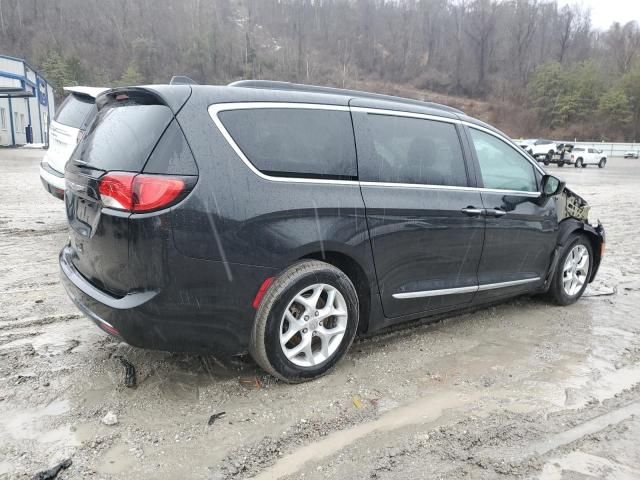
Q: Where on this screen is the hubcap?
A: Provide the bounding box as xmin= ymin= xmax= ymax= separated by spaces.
xmin=279 ymin=283 xmax=348 ymax=367
xmin=562 ymin=244 xmax=590 ymax=296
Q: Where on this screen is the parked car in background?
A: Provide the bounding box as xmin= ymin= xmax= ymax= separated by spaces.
xmin=571 ymin=147 xmax=607 ymax=168
xmin=518 ymin=139 xmax=535 ymax=151
xmin=59 ymin=81 xmax=605 ymax=382
xmin=39 ymin=86 xmax=108 ymax=199
xmin=523 ymin=139 xmax=559 ymax=161
xmin=624 ymin=151 xmax=639 ymax=159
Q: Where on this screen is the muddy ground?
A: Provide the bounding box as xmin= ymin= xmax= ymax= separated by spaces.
xmin=1 ymin=148 xmax=639 ymax=480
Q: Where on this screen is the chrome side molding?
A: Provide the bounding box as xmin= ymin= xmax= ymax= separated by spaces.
xmin=392 ymin=277 xmax=541 ymax=299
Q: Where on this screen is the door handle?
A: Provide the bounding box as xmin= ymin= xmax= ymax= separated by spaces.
xmin=461 ymin=207 xmax=483 ymax=216
xmin=485 ymin=208 xmax=507 ymax=217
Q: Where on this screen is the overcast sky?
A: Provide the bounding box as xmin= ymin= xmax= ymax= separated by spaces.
xmin=564 ymin=0 xmax=640 ymax=30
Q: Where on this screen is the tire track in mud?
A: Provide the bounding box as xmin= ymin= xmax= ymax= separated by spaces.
xmin=214 ymin=375 xmax=640 ymax=480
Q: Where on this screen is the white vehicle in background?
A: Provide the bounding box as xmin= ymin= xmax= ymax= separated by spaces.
xmin=624 ymin=151 xmax=639 ymax=159
xmin=571 ymin=147 xmax=607 ymax=168
xmin=39 ymin=86 xmax=108 ymax=199
xmin=524 ymin=139 xmax=559 ymax=162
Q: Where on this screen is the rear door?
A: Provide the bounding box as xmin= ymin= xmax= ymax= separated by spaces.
xmin=465 ymin=126 xmax=557 ymax=302
xmin=351 ymin=104 xmax=485 ymax=319
xmin=64 ymin=89 xmax=188 ymax=297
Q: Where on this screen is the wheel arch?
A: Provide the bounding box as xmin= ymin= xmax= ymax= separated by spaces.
xmin=300 ymin=250 xmax=374 ymax=334
xmin=556 ymin=219 xmax=605 ymax=283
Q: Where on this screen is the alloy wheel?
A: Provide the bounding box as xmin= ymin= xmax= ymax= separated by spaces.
xmin=562 ymin=244 xmax=590 ymax=296
xmin=279 ymin=283 xmax=348 ymax=367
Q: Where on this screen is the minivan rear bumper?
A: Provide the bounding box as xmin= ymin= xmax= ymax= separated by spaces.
xmin=59 ymin=244 xmax=275 ymax=355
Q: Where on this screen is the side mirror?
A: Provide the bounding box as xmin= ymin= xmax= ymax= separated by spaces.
xmin=541 ymin=174 xmax=565 ymax=197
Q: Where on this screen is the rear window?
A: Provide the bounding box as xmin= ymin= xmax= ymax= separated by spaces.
xmin=55 ymin=94 xmax=95 ymax=129
xmin=355 ymin=113 xmax=468 ymax=186
xmin=218 ymin=108 xmax=357 ymax=180
xmin=573 ymin=148 xmax=584 ymax=152
xmin=71 ymin=102 xmax=173 ymax=172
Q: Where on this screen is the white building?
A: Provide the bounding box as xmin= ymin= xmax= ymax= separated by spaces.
xmin=0 ymin=55 xmax=55 ymax=146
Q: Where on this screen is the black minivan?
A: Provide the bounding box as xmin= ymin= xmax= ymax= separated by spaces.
xmin=60 ymin=81 xmax=605 ymax=382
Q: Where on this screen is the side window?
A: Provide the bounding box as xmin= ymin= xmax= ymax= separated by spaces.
xmin=356 ymin=113 xmax=468 ymax=186
xmin=218 ymin=108 xmax=357 ymax=180
xmin=469 ymin=128 xmax=537 ymax=192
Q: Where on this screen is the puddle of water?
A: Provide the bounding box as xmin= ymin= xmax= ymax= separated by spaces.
xmin=96 ymin=443 xmax=138 ymax=475
xmin=0 ymin=318 xmax=100 ymax=355
xmin=0 ymin=399 xmax=78 ymax=446
xmin=251 ymin=390 xmax=479 ymax=480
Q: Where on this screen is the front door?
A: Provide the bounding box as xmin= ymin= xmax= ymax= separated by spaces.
xmin=465 ymin=126 xmax=558 ymax=302
xmin=352 ymin=106 xmax=485 ymax=319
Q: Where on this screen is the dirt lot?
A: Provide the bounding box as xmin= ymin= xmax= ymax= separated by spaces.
xmin=1 ymin=148 xmax=639 ymax=480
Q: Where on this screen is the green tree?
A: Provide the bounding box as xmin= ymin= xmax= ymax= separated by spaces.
xmin=622 ymin=68 xmax=640 ymax=141
xmin=571 ymin=62 xmax=604 ymax=121
xmin=598 ymin=88 xmax=632 ymax=133
xmin=116 ymin=62 xmax=144 ymax=87
xmin=527 ymin=62 xmax=572 ymax=128
xmin=527 ymin=61 xmax=604 ymax=129
xmin=40 ymin=51 xmax=74 ymax=99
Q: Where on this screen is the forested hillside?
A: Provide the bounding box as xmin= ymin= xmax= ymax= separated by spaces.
xmin=1 ymin=0 xmax=639 ymax=140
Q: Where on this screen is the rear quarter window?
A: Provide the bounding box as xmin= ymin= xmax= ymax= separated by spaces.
xmin=218 ymin=108 xmax=357 ymax=180
xmin=55 ymin=94 xmax=96 ymax=129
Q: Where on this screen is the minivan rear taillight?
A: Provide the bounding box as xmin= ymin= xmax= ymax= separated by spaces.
xmin=98 ymin=172 xmax=192 ymax=213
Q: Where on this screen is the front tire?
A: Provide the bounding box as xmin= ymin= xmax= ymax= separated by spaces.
xmin=547 ymin=234 xmax=593 ymax=306
xmin=250 ymin=260 xmax=359 ymax=383
xmin=598 ymin=158 xmax=606 ymax=168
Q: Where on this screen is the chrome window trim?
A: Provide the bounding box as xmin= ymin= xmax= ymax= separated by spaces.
xmin=350 ymin=106 xmax=459 ymax=125
xmin=392 ymin=277 xmax=541 ymax=299
xmin=350 ymin=105 xmax=546 ymax=177
xmin=208 ymin=102 xmax=358 ymax=186
xmin=208 ymin=101 xmax=544 ymax=196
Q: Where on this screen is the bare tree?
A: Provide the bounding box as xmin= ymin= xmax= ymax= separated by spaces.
xmin=606 ymin=21 xmax=640 ymax=74
xmin=465 ymin=0 xmax=498 ymax=93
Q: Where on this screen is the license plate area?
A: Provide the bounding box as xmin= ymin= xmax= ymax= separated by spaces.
xmin=65 ymin=177 xmax=102 ymax=238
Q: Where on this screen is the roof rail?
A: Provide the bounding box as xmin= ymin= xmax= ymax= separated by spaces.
xmin=228 ymin=80 xmax=464 ymax=115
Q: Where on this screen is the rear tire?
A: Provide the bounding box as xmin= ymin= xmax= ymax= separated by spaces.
xmin=558 ymin=161 xmax=564 ymax=167
xmin=575 ymin=158 xmax=583 ymax=168
xmin=598 ymin=158 xmax=606 ymax=168
xmin=250 ymin=260 xmax=359 ymax=383
xmin=547 ymin=234 xmax=593 ymax=306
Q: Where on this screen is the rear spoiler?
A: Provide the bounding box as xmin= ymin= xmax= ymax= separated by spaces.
xmin=96 ymin=85 xmax=192 ymax=114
